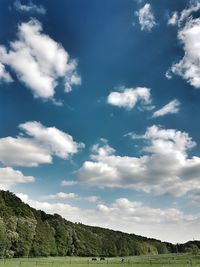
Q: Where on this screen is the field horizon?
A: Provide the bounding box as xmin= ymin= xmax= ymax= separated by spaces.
xmin=0 ymin=254 xmax=200 ymax=267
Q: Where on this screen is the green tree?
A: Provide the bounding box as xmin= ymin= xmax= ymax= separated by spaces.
xmin=101 ymin=237 xmax=117 ymax=257
xmin=191 ymin=244 xmax=199 ymax=255
xmin=14 ymin=217 xmax=37 ymax=257
xmin=0 ymin=218 xmax=7 ymax=258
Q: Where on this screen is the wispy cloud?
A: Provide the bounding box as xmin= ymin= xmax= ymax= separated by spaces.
xmin=42 ymin=192 xmax=78 ymax=200
xmin=167 ymin=12 xmax=179 ymax=26
xmin=168 ymin=1 xmax=200 ymax=27
xmin=0 ymin=63 xmax=13 ymax=83
xmin=60 ymin=180 xmax=78 ymax=186
xmin=152 ymin=99 xmax=180 ymax=118
xmin=14 ymin=0 xmax=46 ymax=15
xmin=135 ymin=4 xmax=156 ymax=31
xmin=41 ymin=192 xmax=100 ymax=203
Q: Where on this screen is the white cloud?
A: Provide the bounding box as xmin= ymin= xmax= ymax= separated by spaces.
xmin=0 ymin=19 xmax=81 ymax=100
xmin=165 ymin=70 xmax=173 ymax=80
xmin=17 ymin=193 xmax=81 ymax=221
xmin=135 ymin=4 xmax=156 ymax=31
xmin=152 ymin=99 xmax=180 ymax=118
xmin=0 ymin=167 xmax=34 ymax=190
xmin=0 ymin=136 xmax=51 ymax=167
xmin=42 ymin=192 xmax=78 ymax=200
xmin=17 ymin=193 xmax=199 ymax=243
xmin=41 ymin=191 xmax=100 ymax=203
xmin=96 ymin=198 xmax=197 ymax=224
xmin=168 ymin=12 xmax=179 ymax=26
xmin=14 ymin=0 xmax=46 ymax=14
xmin=169 ymin=18 xmax=200 ymax=88
xmin=107 ymin=87 xmax=152 ymax=110
xmin=124 ymin=131 xmax=143 ymax=140
xmin=168 ymin=1 xmax=200 ymax=27
xmin=167 ymin=1 xmax=200 ymax=88
xmin=41 ymin=190 xmax=100 ymax=204
xmin=179 ymin=1 xmax=200 ymax=25
xmin=60 ymin=180 xmax=78 ymax=186
xmin=0 ymin=63 xmax=13 ymax=82
xmin=19 ymin=121 xmax=84 ymax=159
xmin=0 ymin=121 xmax=84 ymax=167
xmin=78 ymin=125 xmax=200 ymax=197
xmin=84 ymin=196 xmax=100 ymax=203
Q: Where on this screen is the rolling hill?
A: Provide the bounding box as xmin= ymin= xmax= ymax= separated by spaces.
xmin=0 ymin=190 xmax=199 ymax=258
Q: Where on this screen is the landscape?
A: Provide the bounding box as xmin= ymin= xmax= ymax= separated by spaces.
xmin=0 ymin=0 xmax=200 ymax=266
xmin=0 ymin=190 xmax=199 ymax=266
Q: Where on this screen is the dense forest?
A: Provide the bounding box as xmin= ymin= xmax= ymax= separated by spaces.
xmin=0 ymin=190 xmax=199 ymax=258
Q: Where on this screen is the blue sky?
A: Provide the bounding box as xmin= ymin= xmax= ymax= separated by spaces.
xmin=0 ymin=0 xmax=200 ymax=243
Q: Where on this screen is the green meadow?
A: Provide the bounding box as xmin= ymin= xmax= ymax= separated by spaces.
xmin=0 ymin=254 xmax=199 ymax=267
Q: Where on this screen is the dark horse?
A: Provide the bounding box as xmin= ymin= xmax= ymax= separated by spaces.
xmin=100 ymin=257 xmax=105 ymax=261
xmin=92 ymin=258 xmax=97 ymax=261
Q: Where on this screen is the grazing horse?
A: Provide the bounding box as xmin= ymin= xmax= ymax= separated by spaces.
xmin=100 ymin=257 xmax=105 ymax=261
xmin=92 ymin=258 xmax=97 ymax=261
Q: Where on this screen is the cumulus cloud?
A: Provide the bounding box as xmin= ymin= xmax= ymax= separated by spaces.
xmin=152 ymin=99 xmax=180 ymax=118
xmin=78 ymin=125 xmax=200 ymax=197
xmin=0 ymin=167 xmax=34 ymax=190
xmin=96 ymin=198 xmax=197 ymax=224
xmin=135 ymin=4 xmax=156 ymax=31
xmin=167 ymin=1 xmax=200 ymax=88
xmin=0 ymin=19 xmax=81 ymax=100
xmin=168 ymin=19 xmax=200 ymax=88
xmin=19 ymin=121 xmax=84 ymax=159
xmin=17 ymin=193 xmax=199 ymax=243
xmin=14 ymin=0 xmax=46 ymax=14
xmin=107 ymin=87 xmax=152 ymax=110
xmin=0 ymin=137 xmax=52 ymax=167
xmin=0 ymin=121 xmax=84 ymax=167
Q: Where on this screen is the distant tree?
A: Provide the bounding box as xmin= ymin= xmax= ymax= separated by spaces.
xmin=191 ymin=244 xmax=199 ymax=255
xmin=116 ymin=237 xmax=129 ymax=256
xmin=101 ymin=237 xmax=117 ymax=257
xmin=30 ymin=215 xmax=56 ymax=257
xmin=14 ymin=217 xmax=37 ymax=257
xmin=153 ymin=241 xmax=168 ymax=254
xmin=0 ymin=218 xmax=8 ymax=258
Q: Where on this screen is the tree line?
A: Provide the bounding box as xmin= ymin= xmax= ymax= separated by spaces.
xmin=0 ymin=191 xmax=199 ymax=258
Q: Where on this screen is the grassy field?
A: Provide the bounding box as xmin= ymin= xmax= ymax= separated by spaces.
xmin=0 ymin=254 xmax=199 ymax=267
